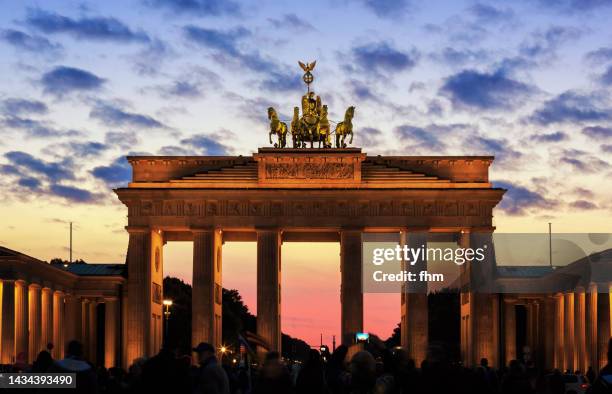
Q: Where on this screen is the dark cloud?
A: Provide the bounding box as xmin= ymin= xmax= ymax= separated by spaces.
xmin=1 ymin=29 xmax=61 ymax=54
xmin=347 ymin=79 xmax=379 ymax=101
xmin=471 ymin=136 xmax=522 ymax=164
xmin=559 ymin=149 xmax=610 ymax=173
xmin=351 ymin=41 xmax=418 ymax=75
xmin=145 ymin=0 xmax=240 ymax=16
xmin=530 ymin=131 xmax=568 ymax=143
xmin=529 ymin=91 xmax=611 ymax=125
xmin=90 ymin=103 xmax=165 ymax=128
xmin=531 ymin=0 xmax=612 ymax=12
xmin=268 ymin=14 xmax=314 ymax=31
xmin=183 ymin=25 xmax=300 ymax=92
xmin=91 ymin=157 xmax=131 ymax=188
xmin=181 ymin=133 xmax=233 ymax=155
xmin=26 ymin=9 xmax=150 ymax=42
xmin=582 ymin=126 xmax=612 ymax=139
xmin=600 ymin=65 xmax=612 ymax=86
xmin=440 ymin=69 xmax=533 ymax=110
xmin=572 ymin=187 xmax=594 ymax=198
xmin=519 ymin=26 xmax=581 ymax=60
xmin=603 ymin=144 xmax=612 ymax=153
xmin=64 ymin=141 xmax=108 ymax=157
xmin=468 ymin=3 xmax=514 ymax=22
xmin=41 ymin=66 xmax=105 ymax=96
xmin=494 ymin=180 xmax=557 ymax=215
xmin=49 ymin=184 xmax=98 ymax=202
xmin=161 ymin=80 xmax=202 ymax=98
xmin=585 ymin=47 xmax=612 ymax=63
xmin=569 ymin=199 xmax=598 ymax=210
xmin=1 ymin=98 xmax=48 ymax=116
xmin=18 ymin=177 xmax=41 ymax=190
xmin=395 ymin=125 xmax=446 ymax=150
xmin=354 ymin=127 xmax=383 ymax=147
xmin=4 ymin=151 xmax=73 ymax=182
xmin=104 ymin=131 xmax=139 ymax=149
xmin=132 ymin=39 xmax=174 ymax=76
xmin=359 ymin=0 xmax=410 ymax=18
xmin=1 ymin=116 xmax=81 ymax=138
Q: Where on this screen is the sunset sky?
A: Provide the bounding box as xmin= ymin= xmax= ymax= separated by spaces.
xmin=1 ymin=0 xmax=611 ymax=346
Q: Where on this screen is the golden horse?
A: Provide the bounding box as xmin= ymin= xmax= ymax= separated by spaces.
xmin=316 ymin=105 xmax=331 ymax=148
xmin=334 ymin=106 xmax=355 ymax=148
xmin=268 ymin=107 xmax=288 ymax=148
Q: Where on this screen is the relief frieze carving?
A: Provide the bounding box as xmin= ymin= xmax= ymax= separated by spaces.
xmin=265 ymin=162 xmax=353 ymax=179
xmin=133 ymin=199 xmax=491 ymax=218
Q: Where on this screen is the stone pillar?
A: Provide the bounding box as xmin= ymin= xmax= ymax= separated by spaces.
xmin=125 ymin=227 xmax=163 ymax=364
xmin=554 ymin=294 xmax=565 ymax=370
xmin=564 ymin=292 xmax=575 ymax=372
xmin=105 ymin=297 xmax=119 ymax=368
xmin=504 ymin=297 xmax=517 ymax=365
xmin=459 ymin=231 xmax=472 ymax=366
xmin=192 ymin=229 xmax=223 ymax=352
xmin=81 ymin=299 xmax=90 ymax=359
xmin=64 ymin=294 xmax=81 ymax=344
xmin=28 ymin=283 xmax=42 ymax=362
xmin=586 ymin=285 xmax=597 ymax=373
xmin=15 ymin=279 xmax=29 ymax=363
xmin=575 ymin=288 xmax=586 ymax=372
xmin=597 ymin=284 xmax=611 ymax=370
xmin=41 ymin=287 xmax=54 ymax=352
xmin=1 ymin=280 xmax=15 ymax=364
xmin=87 ymin=300 xmax=97 ymax=364
xmin=541 ymin=297 xmax=556 ymax=370
xmin=257 ymin=229 xmax=281 ymax=358
xmin=400 ymin=231 xmax=428 ymax=365
xmin=340 ymin=230 xmax=363 ymax=346
xmin=53 ymin=291 xmax=65 ymax=359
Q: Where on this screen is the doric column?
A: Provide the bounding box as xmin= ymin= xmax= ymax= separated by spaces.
xmin=41 ymin=287 xmax=53 ymax=352
xmin=15 ymin=279 xmax=29 ymax=363
xmin=459 ymin=231 xmax=472 ymax=366
xmin=125 ymin=227 xmax=163 ymax=364
xmin=105 ymin=297 xmax=119 ymax=368
xmin=1 ymin=280 xmax=16 ymax=364
xmin=574 ymin=288 xmax=586 ymax=372
xmin=87 ymin=299 xmax=97 ymax=364
xmin=467 ymin=231 xmax=498 ymax=367
xmin=597 ymin=284 xmax=611 ymax=370
xmin=585 ymin=285 xmax=597 ymax=373
xmin=28 ymin=283 xmax=42 ymax=362
xmin=340 ymin=230 xmax=363 ymax=346
xmin=504 ymin=297 xmax=517 ymax=365
xmin=564 ymin=292 xmax=575 ymax=371
xmin=400 ymin=231 xmax=428 ymax=365
xmin=53 ymin=291 xmax=65 ymax=359
xmin=64 ymin=294 xmax=81 ymax=344
xmin=257 ymin=229 xmax=281 ymax=358
xmin=192 ymin=229 xmax=223 ymax=352
xmin=541 ymin=297 xmax=556 ymax=370
xmin=554 ymin=294 xmax=565 ymax=370
xmin=81 ymin=298 xmax=90 ymax=358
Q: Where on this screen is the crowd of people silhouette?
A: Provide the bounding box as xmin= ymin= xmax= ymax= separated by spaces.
xmin=4 ymin=338 xmax=612 ymax=393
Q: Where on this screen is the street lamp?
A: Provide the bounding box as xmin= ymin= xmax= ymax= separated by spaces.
xmin=163 ymin=299 xmax=173 ymax=347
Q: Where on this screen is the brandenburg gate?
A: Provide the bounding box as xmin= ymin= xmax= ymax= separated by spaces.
xmin=115 ymin=148 xmax=504 ymax=365
xmin=114 ymin=61 xmax=506 ymax=367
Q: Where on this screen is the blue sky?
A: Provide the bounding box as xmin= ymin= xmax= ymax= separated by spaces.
xmin=0 ymin=0 xmax=611 ymax=260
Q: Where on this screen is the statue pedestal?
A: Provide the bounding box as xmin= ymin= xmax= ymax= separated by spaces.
xmin=254 ymin=147 xmax=365 ymax=186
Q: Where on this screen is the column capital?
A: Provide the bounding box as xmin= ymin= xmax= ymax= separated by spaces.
xmin=103 ymin=296 xmax=119 ymax=302
xmin=29 ymin=282 xmax=42 ymax=290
